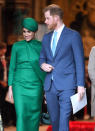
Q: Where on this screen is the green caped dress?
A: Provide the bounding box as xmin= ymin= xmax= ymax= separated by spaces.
xmin=8 ymin=39 xmax=46 ymax=131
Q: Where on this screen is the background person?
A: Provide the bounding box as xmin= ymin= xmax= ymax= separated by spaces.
xmin=0 ymin=42 xmax=8 ymax=126
xmin=0 ymin=42 xmax=7 ymax=131
xmin=88 ymin=46 xmax=95 ymax=120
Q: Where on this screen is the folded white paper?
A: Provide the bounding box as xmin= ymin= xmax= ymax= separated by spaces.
xmin=70 ymin=89 xmax=87 ymax=114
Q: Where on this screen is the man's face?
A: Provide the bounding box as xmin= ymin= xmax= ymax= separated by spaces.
xmin=44 ymin=11 xmax=57 ymax=30
xmin=23 ymin=28 xmax=35 ymax=42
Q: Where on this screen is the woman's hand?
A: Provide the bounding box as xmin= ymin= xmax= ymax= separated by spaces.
xmin=8 ymin=86 xmax=13 ymax=100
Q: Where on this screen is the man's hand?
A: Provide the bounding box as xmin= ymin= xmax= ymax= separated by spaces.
xmin=41 ymin=63 xmax=54 ymax=72
xmin=77 ymin=86 xmax=85 ymax=101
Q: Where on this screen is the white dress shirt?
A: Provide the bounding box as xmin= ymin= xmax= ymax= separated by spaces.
xmin=51 ymin=24 xmax=65 ymax=49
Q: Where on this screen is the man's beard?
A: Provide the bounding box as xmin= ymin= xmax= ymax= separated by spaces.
xmin=48 ymin=22 xmax=57 ymax=30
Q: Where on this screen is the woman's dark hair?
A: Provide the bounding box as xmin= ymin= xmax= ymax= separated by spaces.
xmin=0 ymin=42 xmax=7 ymax=50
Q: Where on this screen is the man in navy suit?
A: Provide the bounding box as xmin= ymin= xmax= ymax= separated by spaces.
xmin=40 ymin=4 xmax=85 ymax=131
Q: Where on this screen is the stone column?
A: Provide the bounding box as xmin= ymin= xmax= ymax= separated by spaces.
xmin=87 ymin=0 xmax=95 ymax=27
xmin=40 ymin=0 xmax=47 ymax=22
xmin=34 ymin=0 xmax=42 ymax=22
xmin=57 ymin=0 xmax=70 ymax=26
xmin=0 ymin=0 xmax=5 ymax=41
xmin=0 ymin=5 xmax=2 ymax=41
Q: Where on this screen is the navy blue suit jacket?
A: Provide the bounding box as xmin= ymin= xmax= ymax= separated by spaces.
xmin=40 ymin=26 xmax=85 ymax=91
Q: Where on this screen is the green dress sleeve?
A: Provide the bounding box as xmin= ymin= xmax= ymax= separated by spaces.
xmin=28 ymin=40 xmax=46 ymax=85
xmin=8 ymin=43 xmax=17 ymax=86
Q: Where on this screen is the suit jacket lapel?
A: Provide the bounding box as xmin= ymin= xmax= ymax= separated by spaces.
xmin=54 ymin=26 xmax=67 ymax=58
xmin=48 ymin=31 xmax=53 ymax=58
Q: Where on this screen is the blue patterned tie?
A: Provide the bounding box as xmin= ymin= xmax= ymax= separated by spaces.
xmin=52 ymin=31 xmax=57 ymax=56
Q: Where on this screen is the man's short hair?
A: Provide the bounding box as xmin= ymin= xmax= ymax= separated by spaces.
xmin=43 ymin=4 xmax=64 ymax=20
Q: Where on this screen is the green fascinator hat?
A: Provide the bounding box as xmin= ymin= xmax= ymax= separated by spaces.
xmin=22 ymin=17 xmax=38 ymax=32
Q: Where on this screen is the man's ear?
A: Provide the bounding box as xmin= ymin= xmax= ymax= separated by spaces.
xmin=53 ymin=15 xmax=59 ymax=21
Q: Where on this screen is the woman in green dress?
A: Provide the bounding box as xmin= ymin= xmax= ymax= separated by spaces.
xmin=8 ymin=17 xmax=45 ymax=131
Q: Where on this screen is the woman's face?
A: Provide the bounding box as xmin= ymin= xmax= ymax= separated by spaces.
xmin=0 ymin=48 xmax=6 ymax=57
xmin=23 ymin=28 xmax=35 ymax=41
